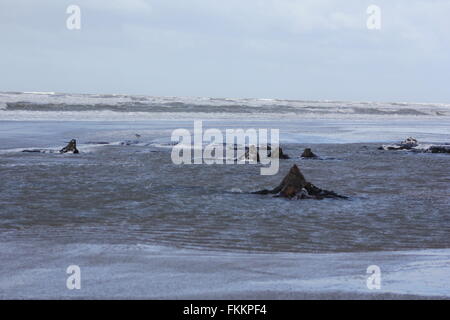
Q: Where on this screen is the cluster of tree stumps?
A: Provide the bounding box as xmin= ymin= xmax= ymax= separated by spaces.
xmin=240 ymin=145 xmax=323 ymax=161
xmin=240 ymin=145 xmax=290 ymax=162
xmin=18 ymin=136 xmax=448 ymax=204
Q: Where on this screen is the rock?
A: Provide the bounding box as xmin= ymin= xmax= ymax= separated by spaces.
xmin=301 ymin=148 xmax=318 ymax=158
xmin=253 ymin=164 xmax=347 ymax=200
xmin=60 ymin=139 xmax=79 ymax=154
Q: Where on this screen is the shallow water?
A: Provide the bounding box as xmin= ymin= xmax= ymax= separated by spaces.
xmin=1 ymin=127 xmax=449 ymax=253
xmin=1 ymin=92 xmax=450 ymax=298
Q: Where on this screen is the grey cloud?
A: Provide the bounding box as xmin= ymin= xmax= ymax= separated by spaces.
xmin=0 ymin=0 xmax=449 ymax=102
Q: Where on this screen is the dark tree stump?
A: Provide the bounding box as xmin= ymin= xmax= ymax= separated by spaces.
xmin=241 ymin=145 xmax=290 ymax=162
xmin=60 ymin=139 xmax=79 ymax=154
xmin=301 ymin=148 xmax=318 ymax=158
xmin=253 ymin=164 xmax=347 ymax=200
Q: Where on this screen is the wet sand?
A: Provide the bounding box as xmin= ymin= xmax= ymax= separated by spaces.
xmin=1 ymin=241 xmax=449 ymax=299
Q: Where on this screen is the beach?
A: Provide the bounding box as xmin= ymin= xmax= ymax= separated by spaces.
xmin=1 ymin=92 xmax=450 ymax=299
xmin=1 ymin=240 xmax=450 ymax=299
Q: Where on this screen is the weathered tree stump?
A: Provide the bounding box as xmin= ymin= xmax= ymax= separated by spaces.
xmin=253 ymin=164 xmax=347 ymax=200
xmin=60 ymin=139 xmax=79 ymax=154
xmin=301 ymin=148 xmax=318 ymax=158
xmin=241 ymin=145 xmax=290 ymax=162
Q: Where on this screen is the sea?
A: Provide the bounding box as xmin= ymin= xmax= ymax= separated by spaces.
xmin=0 ymin=91 xmax=449 ymax=299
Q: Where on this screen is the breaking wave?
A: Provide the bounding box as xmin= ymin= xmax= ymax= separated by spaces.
xmin=1 ymin=91 xmax=449 ymax=120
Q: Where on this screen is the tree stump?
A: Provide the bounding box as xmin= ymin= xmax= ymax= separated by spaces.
xmin=253 ymin=164 xmax=347 ymax=200
xmin=60 ymin=139 xmax=79 ymax=154
xmin=300 ymin=148 xmax=318 ymax=158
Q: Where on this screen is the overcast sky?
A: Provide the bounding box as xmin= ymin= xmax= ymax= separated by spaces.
xmin=1 ymin=0 xmax=449 ymax=102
